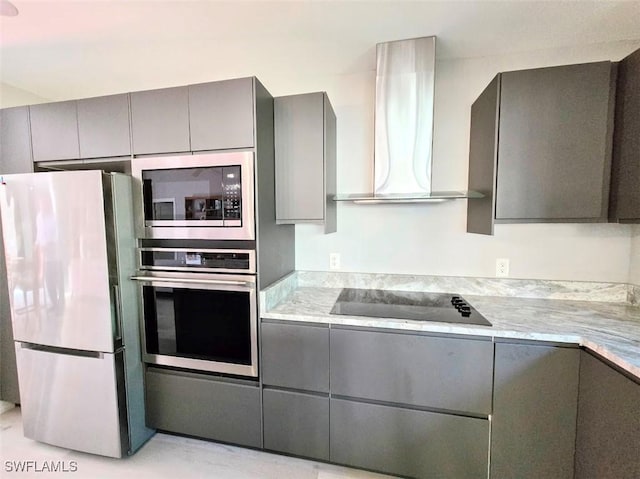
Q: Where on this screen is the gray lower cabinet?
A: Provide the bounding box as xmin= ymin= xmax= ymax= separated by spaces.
xmin=610 ymin=47 xmax=640 ymax=222
xmin=77 ymin=94 xmax=131 ymax=158
xmin=467 ymin=61 xmax=615 ymax=234
xmin=0 ymin=108 xmax=31 ymax=403
xmin=145 ymin=367 xmax=261 ymax=448
xmin=0 ymin=218 xmax=20 ymax=404
xmin=1 ymin=106 xmax=33 ymax=174
xmin=330 ymin=398 xmax=489 ymax=479
xmin=189 ymin=77 xmax=255 ymax=151
xmin=30 ymin=100 xmax=80 ymax=162
xmin=574 ymin=351 xmax=640 ymax=478
xmin=263 ymin=389 xmax=329 ymax=461
xmin=274 ymin=92 xmax=337 ymax=233
xmin=330 ymin=328 xmax=493 ymax=414
xmin=491 ymin=342 xmax=580 ymax=479
xmin=130 ymin=86 xmax=191 ymax=155
xmin=261 ymin=321 xmax=329 ymax=392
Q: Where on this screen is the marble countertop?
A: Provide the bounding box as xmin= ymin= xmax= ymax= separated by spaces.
xmin=262 ymin=277 xmax=640 ymax=380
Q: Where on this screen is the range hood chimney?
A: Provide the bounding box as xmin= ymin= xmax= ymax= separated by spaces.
xmin=335 ymin=36 xmax=481 ymax=203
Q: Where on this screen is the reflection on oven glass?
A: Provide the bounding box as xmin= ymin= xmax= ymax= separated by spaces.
xmin=143 ymin=286 xmax=252 ymax=366
xmin=155 ymin=287 xmax=176 ymax=354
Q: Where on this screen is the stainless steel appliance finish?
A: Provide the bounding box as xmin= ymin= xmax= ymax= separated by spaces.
xmin=333 ymin=36 xmax=482 ymax=203
xmin=131 ymin=152 xmax=256 ymax=240
xmin=133 ymin=254 xmax=259 ymax=377
xmin=0 ymin=170 xmax=154 ymax=458
xmin=331 ymin=288 xmax=492 ymax=326
xmin=374 ymin=36 xmax=435 ymax=196
xmin=139 ymin=247 xmax=256 ymax=274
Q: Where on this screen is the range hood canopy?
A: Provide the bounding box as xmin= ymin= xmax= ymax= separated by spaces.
xmin=335 ymin=36 xmax=481 ymax=203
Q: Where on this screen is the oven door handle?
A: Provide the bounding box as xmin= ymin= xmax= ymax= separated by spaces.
xmin=130 ymin=276 xmax=254 ymax=287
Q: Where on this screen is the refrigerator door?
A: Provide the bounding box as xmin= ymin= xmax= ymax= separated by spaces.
xmin=0 ymin=171 xmax=116 ymax=352
xmin=15 ymin=342 xmax=127 ymax=458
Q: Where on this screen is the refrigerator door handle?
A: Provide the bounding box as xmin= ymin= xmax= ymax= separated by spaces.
xmin=18 ymin=342 xmax=104 ymax=359
xmin=113 ymin=284 xmax=123 ymax=343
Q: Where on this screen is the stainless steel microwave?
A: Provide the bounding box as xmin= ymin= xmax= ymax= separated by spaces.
xmin=131 ymin=152 xmax=255 ymax=240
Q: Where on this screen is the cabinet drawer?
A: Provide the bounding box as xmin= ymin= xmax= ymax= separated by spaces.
xmin=145 ymin=368 xmax=261 ymax=448
xmin=331 ymin=328 xmax=493 ymax=414
xmin=263 ymin=389 xmax=329 ymax=461
xmin=261 ymin=322 xmax=329 ymax=392
xmin=330 ymin=398 xmax=489 ymax=479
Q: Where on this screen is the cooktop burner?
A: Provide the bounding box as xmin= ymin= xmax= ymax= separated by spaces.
xmin=330 ymin=288 xmax=492 ymax=327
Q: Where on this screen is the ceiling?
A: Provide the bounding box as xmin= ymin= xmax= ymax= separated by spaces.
xmin=1 ymin=0 xmax=640 ymax=101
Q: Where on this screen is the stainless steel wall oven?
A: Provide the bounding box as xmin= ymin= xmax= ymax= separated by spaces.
xmin=132 ymin=248 xmax=258 ymax=377
xmin=131 ymin=152 xmax=255 ymax=240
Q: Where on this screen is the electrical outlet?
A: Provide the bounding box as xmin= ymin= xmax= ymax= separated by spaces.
xmin=496 ymin=258 xmax=510 ymax=278
xmin=329 ymin=253 xmax=341 ymax=271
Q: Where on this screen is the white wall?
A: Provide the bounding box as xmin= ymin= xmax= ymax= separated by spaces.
xmin=294 ymin=40 xmax=640 ymax=282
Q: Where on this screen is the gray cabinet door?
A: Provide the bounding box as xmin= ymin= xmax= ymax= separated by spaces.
xmin=330 ymin=328 xmax=493 ymax=414
xmin=145 ymin=368 xmax=261 ymax=448
xmin=574 ymin=351 xmax=640 ymax=478
xmin=130 ymin=86 xmax=190 ymax=155
xmin=491 ymin=342 xmax=580 ymax=479
xmin=263 ymin=389 xmax=329 ymax=461
xmin=261 ymin=321 xmax=329 ymax=392
xmin=466 ymin=75 xmax=499 ymax=235
xmin=0 ymin=106 xmax=33 ymax=174
xmin=189 ymin=78 xmax=254 ymax=151
xmin=496 ymin=62 xmax=614 ymax=221
xmin=330 ymin=398 xmax=489 ymax=479
xmin=275 ymin=93 xmax=325 ymax=223
xmin=30 ymin=100 xmax=80 ymax=161
xmin=77 ymin=94 xmax=131 ymax=158
xmin=610 ymin=47 xmax=640 ymax=222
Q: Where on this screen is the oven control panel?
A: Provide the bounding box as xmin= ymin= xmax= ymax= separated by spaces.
xmin=139 ymin=248 xmax=256 ymax=274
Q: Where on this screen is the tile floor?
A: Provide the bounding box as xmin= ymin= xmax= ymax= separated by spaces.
xmin=1 ymin=407 xmax=396 ymax=479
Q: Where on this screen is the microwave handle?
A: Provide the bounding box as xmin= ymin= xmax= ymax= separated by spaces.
xmin=130 ymin=276 xmax=254 ymax=287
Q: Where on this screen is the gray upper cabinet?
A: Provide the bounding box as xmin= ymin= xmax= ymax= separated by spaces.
xmin=610 ymin=47 xmax=640 ymax=223
xmin=130 ymin=86 xmax=191 ymax=155
xmin=30 ymin=100 xmax=80 ymax=162
xmin=0 ymin=106 xmax=33 ymax=174
xmin=467 ymin=76 xmax=500 ymax=235
xmin=189 ymin=77 xmax=255 ymax=151
xmin=77 ymin=94 xmax=131 ymax=159
xmin=274 ymin=92 xmax=337 ymax=233
xmin=574 ymin=351 xmax=640 ymax=478
xmin=491 ymin=342 xmax=580 ymax=479
xmin=467 ymin=61 xmax=615 ymax=234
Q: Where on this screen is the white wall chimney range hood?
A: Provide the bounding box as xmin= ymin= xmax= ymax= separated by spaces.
xmin=334 ymin=36 xmax=482 ymax=204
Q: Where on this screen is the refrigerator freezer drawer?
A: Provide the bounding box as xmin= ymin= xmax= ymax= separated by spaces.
xmin=15 ymin=343 xmax=127 ymax=458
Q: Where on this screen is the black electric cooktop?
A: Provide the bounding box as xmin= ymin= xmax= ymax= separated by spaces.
xmin=330 ymin=288 xmax=492 ymax=327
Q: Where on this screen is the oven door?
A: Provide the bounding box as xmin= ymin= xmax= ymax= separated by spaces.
xmin=132 ymin=272 xmax=258 ymax=377
xmin=131 ymin=152 xmax=255 ymax=240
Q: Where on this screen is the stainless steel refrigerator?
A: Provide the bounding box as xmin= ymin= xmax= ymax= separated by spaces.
xmin=0 ymin=170 xmax=154 ymax=458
